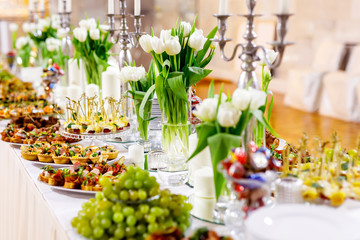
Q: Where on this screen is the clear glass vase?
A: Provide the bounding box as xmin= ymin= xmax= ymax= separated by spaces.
xmin=161 ymin=122 xmax=191 ymax=160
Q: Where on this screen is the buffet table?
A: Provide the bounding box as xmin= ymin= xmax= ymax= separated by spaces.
xmin=0 ymin=140 xmax=227 ymax=240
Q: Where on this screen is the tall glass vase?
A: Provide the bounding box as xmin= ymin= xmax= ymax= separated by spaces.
xmin=161 ymin=122 xmax=191 ymax=160
xmin=83 ymin=60 xmax=102 ymax=88
xmin=134 ymin=99 xmax=152 ymax=152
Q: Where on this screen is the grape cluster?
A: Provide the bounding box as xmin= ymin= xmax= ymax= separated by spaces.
xmin=71 ymin=166 xmax=192 ymax=239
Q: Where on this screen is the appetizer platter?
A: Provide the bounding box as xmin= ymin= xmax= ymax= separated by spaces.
xmin=61 ymin=95 xmax=130 ymax=140
xmin=38 ymin=157 xmax=127 ymax=193
xmin=1 ymin=122 xmax=78 ymax=145
xmin=21 ymin=142 xmax=120 ymax=166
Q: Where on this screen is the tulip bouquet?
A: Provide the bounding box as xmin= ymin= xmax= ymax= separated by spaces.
xmin=139 ymin=19 xmax=217 ymax=158
xmin=72 ymin=18 xmax=113 ymax=88
xmin=119 ymin=62 xmax=156 ymax=141
xmin=255 ymin=48 xmax=279 ymax=146
xmin=189 ymin=81 xmax=278 ymax=198
xmin=23 ymin=17 xmax=60 ymax=66
xmin=15 ymin=37 xmax=33 ymax=67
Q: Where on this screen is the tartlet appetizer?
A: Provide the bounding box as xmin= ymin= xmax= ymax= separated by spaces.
xmin=21 ymin=145 xmax=38 ymax=161
xmin=48 ymin=169 xmax=64 ymax=186
xmin=37 ymin=146 xmax=54 ymax=163
xmin=39 ymin=166 xmax=56 ymax=183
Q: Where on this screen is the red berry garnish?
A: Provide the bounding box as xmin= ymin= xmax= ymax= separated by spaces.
xmin=103 ymin=129 xmax=111 ymax=133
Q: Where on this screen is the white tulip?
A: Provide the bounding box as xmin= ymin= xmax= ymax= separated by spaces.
xmin=150 ymin=36 xmax=165 ymax=54
xmin=15 ymin=37 xmax=29 ymax=50
xmin=73 ymin=27 xmax=87 ymax=42
xmin=46 ymin=37 xmax=61 ymax=52
xmin=38 ymin=19 xmax=50 ymax=32
xmin=89 ymin=29 xmax=100 ymax=40
xmin=9 ymin=23 xmax=18 ymax=32
xmin=22 ymin=22 xmax=31 ymax=33
xmin=165 ymin=36 xmax=181 ymax=56
xmin=193 ymin=98 xmax=218 ymax=122
xmin=87 ymin=18 xmax=97 ymax=30
xmin=189 ymin=29 xmax=207 ymax=51
xmin=160 ymin=29 xmax=172 ymax=43
xmin=258 ymin=48 xmax=278 ymax=66
xmin=215 ymin=92 xmax=228 ymax=104
xmin=232 ymin=88 xmax=252 ymax=111
xmin=51 ymin=20 xmax=60 ymax=29
xmin=139 ymin=35 xmax=153 ymax=53
xmin=57 ymin=28 xmax=67 ymax=38
xmin=79 ymin=19 xmax=87 ymax=29
xmin=79 ymin=18 xmax=97 ymax=31
xmin=119 ymin=66 xmax=146 ymax=82
xmin=99 ymin=24 xmax=110 ymax=32
xmin=249 ymin=88 xmax=267 ymax=111
xmin=217 ymin=102 xmax=241 ymax=127
xmin=180 ymin=21 xmax=192 ymax=37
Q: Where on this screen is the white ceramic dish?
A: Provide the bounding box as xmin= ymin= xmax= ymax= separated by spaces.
xmin=245 ymin=204 xmax=360 ymax=240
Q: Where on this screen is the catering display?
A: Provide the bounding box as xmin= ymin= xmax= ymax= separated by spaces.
xmin=38 ymin=157 xmax=126 ymax=192
xmin=71 ymin=166 xmax=192 ymax=239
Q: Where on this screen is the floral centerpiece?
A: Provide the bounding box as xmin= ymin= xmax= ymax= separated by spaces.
xmin=139 ymin=19 xmax=217 ymax=158
xmin=119 ymin=62 xmax=156 ymax=141
xmin=189 ymin=81 xmax=278 ymax=198
xmin=72 ymin=18 xmax=113 ymax=88
xmin=15 ymin=36 xmax=33 ymax=67
xmin=23 ymin=16 xmax=60 ymax=67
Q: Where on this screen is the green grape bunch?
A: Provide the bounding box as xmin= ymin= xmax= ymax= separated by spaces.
xmin=71 ymin=166 xmax=193 ymax=239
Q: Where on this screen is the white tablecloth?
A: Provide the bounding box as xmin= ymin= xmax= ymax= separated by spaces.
xmin=0 ymin=140 xmax=226 ymax=240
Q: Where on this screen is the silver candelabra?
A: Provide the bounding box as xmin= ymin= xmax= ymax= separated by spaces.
xmin=212 ymin=0 xmax=293 ymax=89
xmin=58 ymin=0 xmax=72 ymax=86
xmin=107 ymin=0 xmax=145 ymax=124
xmin=29 ymin=0 xmax=45 ymax=23
xmin=107 ymin=0 xmax=145 ymax=68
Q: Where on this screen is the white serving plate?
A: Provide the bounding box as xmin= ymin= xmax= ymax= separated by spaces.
xmin=245 ymin=204 xmax=360 ymax=240
xmin=38 ymin=178 xmax=96 ymax=195
xmin=31 ymin=157 xmax=120 ymax=168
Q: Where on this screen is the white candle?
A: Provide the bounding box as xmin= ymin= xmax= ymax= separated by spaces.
xmin=67 ymin=85 xmax=82 ymax=101
xmin=68 ymin=58 xmax=82 ymax=86
xmin=278 ymin=0 xmax=290 ymax=14
xmin=58 ymin=0 xmax=64 ymax=13
xmin=66 ymin=0 xmax=72 ymax=12
xmin=29 ymin=0 xmax=34 ymax=11
xmin=218 ymin=0 xmax=228 ymax=14
xmin=134 ymin=0 xmax=141 ymax=15
xmin=192 ymin=196 xmax=216 ymax=220
xmin=194 ymin=167 xmax=215 ymax=198
xmin=85 ymin=84 xmax=99 ymax=98
xmin=102 ymin=70 xmax=121 ymax=100
xmin=39 ymin=0 xmax=45 ymax=11
xmin=128 ymin=144 xmax=145 ymax=169
xmin=108 ymin=0 xmax=114 ymax=14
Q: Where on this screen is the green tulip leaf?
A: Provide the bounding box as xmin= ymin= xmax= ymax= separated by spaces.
xmin=139 ymin=85 xmax=156 ymax=120
xmin=188 ymin=67 xmax=212 ymax=86
xmin=208 ymin=133 xmax=242 ymax=199
xmin=187 ymin=122 xmax=217 ymax=162
xmin=167 ymin=73 xmax=188 ymax=102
